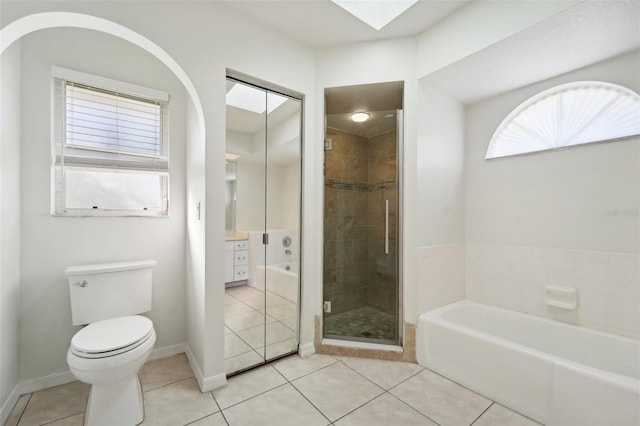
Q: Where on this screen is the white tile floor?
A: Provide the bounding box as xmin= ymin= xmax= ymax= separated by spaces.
xmin=4 ymin=353 xmax=543 ymax=426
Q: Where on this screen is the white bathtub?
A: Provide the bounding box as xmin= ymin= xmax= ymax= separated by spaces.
xmin=417 ymin=300 xmax=640 ymax=426
xmin=252 ymin=262 xmax=299 ymax=303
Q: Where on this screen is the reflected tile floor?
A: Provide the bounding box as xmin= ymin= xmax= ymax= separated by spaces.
xmin=324 ymin=306 xmax=396 ymax=342
xmin=224 ymin=285 xmax=298 ymax=374
xmin=5 ymin=353 xmax=543 ymax=426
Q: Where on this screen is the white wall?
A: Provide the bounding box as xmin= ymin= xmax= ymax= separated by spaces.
xmin=416 ymin=83 xmax=466 ymax=247
xmin=282 ymin=161 xmax=301 ymax=230
xmin=466 ymin=51 xmax=640 ymax=251
xmin=230 ymin=111 xmax=302 ymax=232
xmin=1 ymin=0 xmax=317 ymax=386
xmin=415 ymin=0 xmax=579 ymax=78
xmin=0 ymin=41 xmax=21 ymax=422
xmin=235 ymin=161 xmax=297 ymax=232
xmin=18 ymin=28 xmax=187 ymax=380
xmin=185 ymin=97 xmax=206 ymax=379
xmin=414 ymin=82 xmax=466 ymax=318
xmin=235 ymin=162 xmax=267 ymax=231
xmin=465 ymin=51 xmax=640 ymax=337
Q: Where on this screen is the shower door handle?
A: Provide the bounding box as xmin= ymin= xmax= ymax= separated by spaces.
xmin=384 ymin=199 xmax=389 ymax=254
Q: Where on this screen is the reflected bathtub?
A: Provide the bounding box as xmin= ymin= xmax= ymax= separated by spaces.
xmin=253 ymin=262 xmax=299 ymax=303
xmin=417 ymin=300 xmax=640 ymax=426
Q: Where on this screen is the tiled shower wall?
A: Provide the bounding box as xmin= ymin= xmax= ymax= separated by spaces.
xmin=324 ymin=128 xmax=398 ymax=317
xmin=324 ymin=129 xmax=370 ymax=316
xmin=466 ymin=244 xmax=640 ymax=339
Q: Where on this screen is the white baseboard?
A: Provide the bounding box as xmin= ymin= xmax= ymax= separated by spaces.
xmin=4 ymin=342 xmax=226 ymax=418
xmin=184 ymin=346 xmax=227 ymax=392
xmin=201 ymin=373 xmax=226 ymax=392
xmin=183 ymin=345 xmax=204 ymax=390
xmin=18 ymin=370 xmax=76 ymax=395
xmin=298 ymin=341 xmax=315 ymax=357
xmin=12 ymin=342 xmax=191 ymax=399
xmin=0 ymin=384 xmax=20 ymax=425
xmin=148 ymin=342 xmax=188 ymax=361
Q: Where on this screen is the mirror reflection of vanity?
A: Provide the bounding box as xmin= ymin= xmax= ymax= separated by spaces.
xmin=224 ymin=161 xmax=249 ymax=286
xmin=223 ymin=73 xmax=302 ymax=375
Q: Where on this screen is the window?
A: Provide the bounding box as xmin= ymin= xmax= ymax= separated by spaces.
xmin=52 ymin=67 xmax=169 ymax=216
xmin=486 ymin=81 xmax=640 ymax=159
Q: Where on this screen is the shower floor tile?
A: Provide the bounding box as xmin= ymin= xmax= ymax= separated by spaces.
xmin=324 ymin=306 xmax=397 ymax=342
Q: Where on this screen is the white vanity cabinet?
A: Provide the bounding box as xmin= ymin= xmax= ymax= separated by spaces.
xmin=225 ymin=239 xmax=249 ymax=284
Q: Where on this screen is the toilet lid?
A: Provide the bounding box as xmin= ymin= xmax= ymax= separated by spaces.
xmin=71 ymin=315 xmax=153 ymax=356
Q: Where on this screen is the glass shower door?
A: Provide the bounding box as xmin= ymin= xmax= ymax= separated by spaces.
xmin=323 ymin=107 xmax=402 ymax=346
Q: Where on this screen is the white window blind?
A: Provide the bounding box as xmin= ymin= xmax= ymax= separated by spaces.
xmin=66 ymin=82 xmax=162 ymax=156
xmin=52 ymin=68 xmax=170 ymax=216
xmin=486 ymin=81 xmax=640 ymax=159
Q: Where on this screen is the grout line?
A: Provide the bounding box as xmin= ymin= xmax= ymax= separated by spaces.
xmin=328 ymin=359 xmax=410 ymax=422
xmin=423 ymin=367 xmax=495 ymax=402
xmin=469 ymin=401 xmax=494 ymax=425
xmin=229 ymin=326 xmax=262 ymax=355
xmin=271 ymin=355 xmax=336 ymax=424
xmin=39 ymin=409 xmax=84 ymax=425
xmin=329 ymin=391 xmax=386 ymax=424
xmin=399 ymin=368 xmax=500 ymax=425
xmin=209 ymin=391 xmax=230 ymax=426
xmin=386 ymin=366 xmax=425 ymax=392
xmin=386 ymin=391 xmax=443 ymax=426
xmin=335 ymin=359 xmax=387 ymax=393
xmin=215 ymin=380 xmax=290 ymax=412
xmin=277 ymin=357 xmax=340 ymax=382
xmin=142 ymin=376 xmax=194 ymax=394
xmin=12 ymin=393 xmax=32 ymax=426
xmin=287 ymin=378 xmax=334 ymax=425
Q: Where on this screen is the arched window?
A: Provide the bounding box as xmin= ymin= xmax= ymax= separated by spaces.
xmin=486 ymin=81 xmax=640 ymax=159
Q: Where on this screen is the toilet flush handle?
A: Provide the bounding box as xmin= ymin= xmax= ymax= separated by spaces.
xmin=72 ymin=280 xmax=88 ymax=287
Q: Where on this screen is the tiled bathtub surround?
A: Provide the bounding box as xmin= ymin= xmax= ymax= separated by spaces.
xmin=466 ymin=244 xmax=640 ymax=339
xmin=417 ymin=244 xmax=465 ymax=316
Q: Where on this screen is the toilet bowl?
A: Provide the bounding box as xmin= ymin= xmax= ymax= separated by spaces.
xmin=67 ymin=316 xmax=156 ymax=426
xmin=65 ymin=260 xmax=157 ymax=426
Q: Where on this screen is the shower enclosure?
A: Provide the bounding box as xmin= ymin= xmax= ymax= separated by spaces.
xmin=323 ymin=82 xmax=403 ymax=346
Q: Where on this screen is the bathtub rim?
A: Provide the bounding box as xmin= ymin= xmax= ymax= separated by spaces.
xmin=255 ymin=262 xmax=299 ymax=278
xmin=418 ymin=300 xmax=640 ymax=390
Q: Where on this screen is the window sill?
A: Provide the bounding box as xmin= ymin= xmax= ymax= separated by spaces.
xmin=53 ymin=209 xmax=169 ymax=218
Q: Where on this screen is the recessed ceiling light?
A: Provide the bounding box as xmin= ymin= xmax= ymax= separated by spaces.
xmin=226 ymin=84 xmax=287 ymax=114
xmin=331 ymin=0 xmax=418 ymax=31
xmin=351 ymin=112 xmax=370 ymax=122
xmin=225 ymin=153 xmax=241 ymax=161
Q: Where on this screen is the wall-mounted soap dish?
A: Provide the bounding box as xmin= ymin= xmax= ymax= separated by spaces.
xmin=544 ymin=285 xmax=578 ymax=310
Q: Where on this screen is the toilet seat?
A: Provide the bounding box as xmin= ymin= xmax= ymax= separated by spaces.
xmin=71 ymin=315 xmax=154 ymax=359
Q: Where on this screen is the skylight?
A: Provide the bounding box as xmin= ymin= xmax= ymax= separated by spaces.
xmin=331 ymin=0 xmax=418 ymax=30
xmin=226 ymin=83 xmax=287 ymax=114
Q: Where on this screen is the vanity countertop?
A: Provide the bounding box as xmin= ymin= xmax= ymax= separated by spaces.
xmin=225 ymin=231 xmax=249 ymax=241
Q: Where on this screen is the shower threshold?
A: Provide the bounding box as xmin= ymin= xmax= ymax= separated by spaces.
xmin=321 ymin=338 xmax=403 ymax=353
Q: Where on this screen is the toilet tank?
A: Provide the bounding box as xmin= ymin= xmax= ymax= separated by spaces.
xmin=66 ymin=260 xmax=157 ymax=326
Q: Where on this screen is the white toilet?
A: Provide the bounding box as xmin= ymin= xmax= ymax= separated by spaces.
xmin=66 ymin=260 xmax=157 ymax=426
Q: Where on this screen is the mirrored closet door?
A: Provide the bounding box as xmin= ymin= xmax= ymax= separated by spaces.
xmin=224 ymin=75 xmax=302 ymax=375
